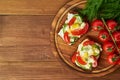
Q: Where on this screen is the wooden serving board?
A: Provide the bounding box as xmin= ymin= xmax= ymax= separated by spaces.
xmin=51 ymin=0 xmax=120 ymax=77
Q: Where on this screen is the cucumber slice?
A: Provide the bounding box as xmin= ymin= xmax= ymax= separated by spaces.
xmin=94 ymin=52 xmax=100 ymax=57
xmin=74 ymin=14 xmax=83 ymax=23
xmin=93 ymin=49 xmax=100 ymax=57
xmin=92 ymin=44 xmax=100 ymax=50
xmin=92 ymin=44 xmax=100 ymax=56
xmin=63 ymin=24 xmax=68 ymax=33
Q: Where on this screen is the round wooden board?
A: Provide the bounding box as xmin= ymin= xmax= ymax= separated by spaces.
xmin=50 ymin=0 xmax=120 ymax=77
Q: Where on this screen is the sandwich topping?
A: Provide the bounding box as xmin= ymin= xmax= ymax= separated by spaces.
xmin=71 ymin=39 xmax=102 ymax=70
xmin=58 ymin=13 xmax=89 ymax=45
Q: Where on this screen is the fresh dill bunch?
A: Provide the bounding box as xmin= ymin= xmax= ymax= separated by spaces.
xmin=80 ymin=0 xmax=103 ymax=21
xmin=79 ymin=0 xmax=120 ymax=23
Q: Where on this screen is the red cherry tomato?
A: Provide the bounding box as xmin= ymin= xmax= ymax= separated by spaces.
xmin=76 ymin=54 xmax=87 ymax=65
xmin=98 ymin=30 xmax=111 ymax=42
xmin=71 ymin=52 xmax=78 ymax=63
xmin=91 ymin=19 xmax=104 ymax=31
xmin=106 ymin=20 xmax=117 ymax=31
xmin=64 ymin=32 xmax=70 ymax=44
xmin=108 ymin=53 xmax=120 ymax=64
xmin=71 ymin=22 xmax=89 ymax=36
xmin=83 ymin=40 xmax=95 ymax=46
xmin=68 ymin=17 xmax=76 ymax=26
xmin=103 ymin=42 xmax=115 ymax=54
xmin=113 ymin=32 xmax=120 ymax=42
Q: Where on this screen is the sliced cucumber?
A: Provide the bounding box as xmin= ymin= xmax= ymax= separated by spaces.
xmin=63 ymin=24 xmax=68 ymax=33
xmin=93 ymin=53 xmax=99 ymax=57
xmin=74 ymin=14 xmax=83 ymax=23
xmin=93 ymin=50 xmax=100 ymax=56
xmin=92 ymin=44 xmax=100 ymax=50
xmin=92 ymin=44 xmax=101 ymax=56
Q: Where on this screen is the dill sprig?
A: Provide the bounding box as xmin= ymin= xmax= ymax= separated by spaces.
xmin=79 ymin=0 xmax=120 ymax=23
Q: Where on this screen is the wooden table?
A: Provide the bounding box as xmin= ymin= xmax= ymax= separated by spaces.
xmin=0 ymin=0 xmax=120 ymax=80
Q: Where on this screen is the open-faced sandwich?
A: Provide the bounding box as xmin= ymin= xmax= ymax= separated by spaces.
xmin=58 ymin=13 xmax=89 ymax=45
xmin=71 ymin=39 xmax=102 ymax=70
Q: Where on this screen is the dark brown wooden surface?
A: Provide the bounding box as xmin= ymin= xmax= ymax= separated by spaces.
xmin=0 ymin=0 xmax=120 ymax=80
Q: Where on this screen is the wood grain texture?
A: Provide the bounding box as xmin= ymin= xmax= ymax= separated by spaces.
xmin=0 ymin=62 xmax=120 ymax=80
xmin=0 ymin=0 xmax=119 ymax=80
xmin=0 ymin=16 xmax=55 ymax=62
xmin=0 ymin=0 xmax=70 ymax=15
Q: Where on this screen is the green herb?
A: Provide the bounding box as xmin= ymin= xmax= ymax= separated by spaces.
xmin=78 ymin=0 xmax=120 ymax=23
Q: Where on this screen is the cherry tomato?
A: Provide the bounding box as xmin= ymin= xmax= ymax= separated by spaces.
xmin=113 ymin=32 xmax=120 ymax=42
xmin=71 ymin=52 xmax=78 ymax=63
xmin=68 ymin=17 xmax=76 ymax=26
xmin=103 ymin=42 xmax=115 ymax=54
xmin=108 ymin=53 xmax=120 ymax=64
xmin=106 ymin=20 xmax=117 ymax=31
xmin=76 ymin=54 xmax=87 ymax=65
xmin=91 ymin=19 xmax=104 ymax=31
xmin=98 ymin=30 xmax=110 ymax=42
xmin=71 ymin=22 xmax=89 ymax=36
xmin=64 ymin=32 xmax=70 ymax=44
xmin=83 ymin=40 xmax=95 ymax=46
